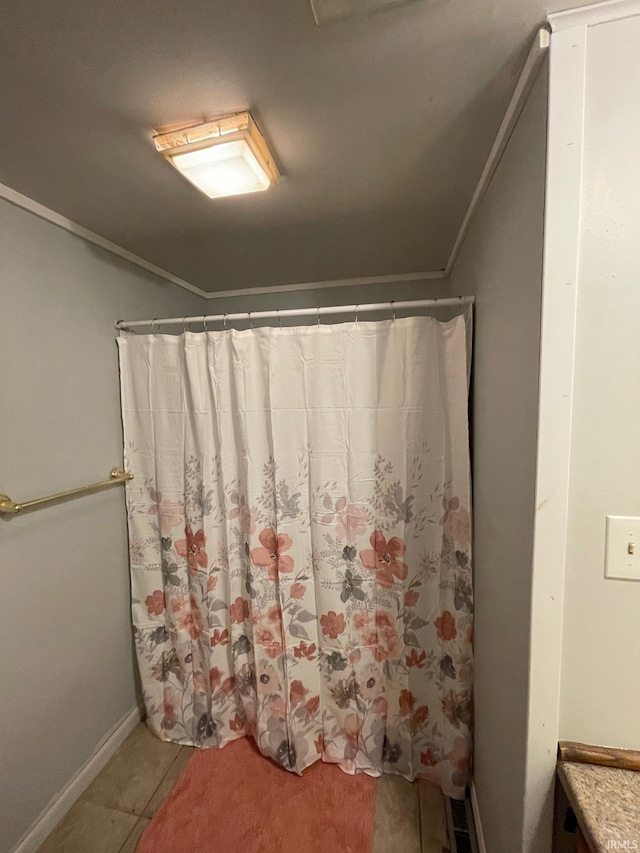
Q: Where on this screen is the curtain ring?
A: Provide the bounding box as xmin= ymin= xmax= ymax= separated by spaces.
xmin=317 ymin=306 xmax=321 ymax=327
xmin=459 ymin=295 xmax=464 ymax=312
xmin=355 ymin=304 xmax=359 ymax=324
xmin=151 ymin=318 xmax=158 ymax=336
xmin=223 ymin=313 xmax=229 ymax=331
xmin=277 ymin=309 xmax=282 ymax=329
xmin=183 ymin=316 xmax=191 ymax=333
xmin=248 ymin=311 xmax=253 ymax=329
xmin=390 ymin=300 xmax=396 ymax=321
xmin=203 ymin=316 xmax=208 ymax=332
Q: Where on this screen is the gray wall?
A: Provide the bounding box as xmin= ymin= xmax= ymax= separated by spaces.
xmin=448 ymin=66 xmax=547 ymax=852
xmin=0 ymin=62 xmax=547 ymax=851
xmin=0 ymin=198 xmax=203 ymax=853
xmin=0 ymin=194 xmax=460 ymax=853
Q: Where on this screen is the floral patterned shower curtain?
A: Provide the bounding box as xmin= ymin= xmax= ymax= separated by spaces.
xmin=117 ymin=314 xmax=473 ymax=799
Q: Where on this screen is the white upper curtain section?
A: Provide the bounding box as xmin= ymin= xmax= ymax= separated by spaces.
xmin=117 ymin=314 xmax=473 ymax=798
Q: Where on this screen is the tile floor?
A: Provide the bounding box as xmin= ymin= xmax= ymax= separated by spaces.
xmin=38 ymin=722 xmax=451 ymax=853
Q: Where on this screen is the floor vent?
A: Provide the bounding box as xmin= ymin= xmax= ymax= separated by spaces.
xmin=445 ymin=793 xmax=479 ymax=853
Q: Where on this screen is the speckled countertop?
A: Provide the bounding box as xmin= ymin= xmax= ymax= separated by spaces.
xmin=558 ymin=761 xmax=640 ymax=852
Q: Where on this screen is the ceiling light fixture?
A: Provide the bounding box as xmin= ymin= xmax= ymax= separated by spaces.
xmin=153 ymin=111 xmax=279 ymax=199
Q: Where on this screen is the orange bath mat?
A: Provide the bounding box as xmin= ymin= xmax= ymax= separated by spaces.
xmin=138 ymin=737 xmax=377 ymax=853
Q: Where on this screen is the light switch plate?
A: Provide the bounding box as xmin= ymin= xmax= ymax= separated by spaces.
xmin=605 ymin=515 xmax=640 ymax=581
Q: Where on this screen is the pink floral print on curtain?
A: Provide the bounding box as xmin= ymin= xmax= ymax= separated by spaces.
xmin=118 ymin=314 xmax=473 ymax=799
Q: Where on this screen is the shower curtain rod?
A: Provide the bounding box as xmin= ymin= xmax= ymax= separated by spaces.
xmin=115 ymin=296 xmax=475 ymax=331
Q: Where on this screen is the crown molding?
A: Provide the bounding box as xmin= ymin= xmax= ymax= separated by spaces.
xmin=0 ymin=181 xmax=208 ymax=298
xmin=0 ymin=24 xmax=550 ymax=301
xmin=548 ymin=0 xmax=640 ymax=32
xmin=0 ymin=181 xmax=444 ymax=299
xmin=200 ymin=270 xmax=445 ymax=299
xmin=444 ymin=27 xmax=549 ymax=276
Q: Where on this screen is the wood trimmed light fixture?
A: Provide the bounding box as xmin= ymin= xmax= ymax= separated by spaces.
xmin=153 ymin=112 xmax=279 ymax=199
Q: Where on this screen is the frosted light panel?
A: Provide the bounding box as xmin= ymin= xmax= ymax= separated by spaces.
xmin=170 ymin=140 xmax=271 ymax=198
xmin=310 ymin=0 xmax=420 ymax=25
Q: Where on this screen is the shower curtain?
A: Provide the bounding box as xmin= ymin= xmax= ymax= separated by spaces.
xmin=117 ymin=313 xmax=473 ymax=799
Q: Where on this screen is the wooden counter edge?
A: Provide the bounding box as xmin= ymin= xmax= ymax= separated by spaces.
xmin=558 ymin=740 xmax=640 ymax=772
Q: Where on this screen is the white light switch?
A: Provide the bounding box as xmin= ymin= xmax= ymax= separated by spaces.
xmin=605 ymin=516 xmax=640 ymax=581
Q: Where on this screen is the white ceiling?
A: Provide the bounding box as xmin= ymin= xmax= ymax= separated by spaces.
xmin=0 ymin=0 xmax=597 ymax=293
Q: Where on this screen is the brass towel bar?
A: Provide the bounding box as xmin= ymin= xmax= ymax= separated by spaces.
xmin=0 ymin=467 xmax=133 ymax=515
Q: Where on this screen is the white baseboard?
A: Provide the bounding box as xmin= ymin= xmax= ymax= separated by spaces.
xmin=470 ymin=779 xmax=487 ymax=853
xmin=12 ymin=702 xmax=144 ymax=853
